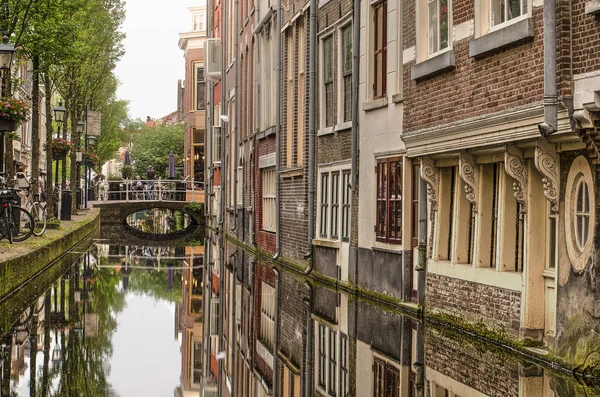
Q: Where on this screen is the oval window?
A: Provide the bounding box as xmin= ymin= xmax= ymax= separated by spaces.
xmin=575 ymin=179 xmax=590 ymax=251
xmin=126 ymin=209 xmax=192 ymax=234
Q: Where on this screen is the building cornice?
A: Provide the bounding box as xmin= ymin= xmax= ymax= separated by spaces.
xmin=401 ymin=104 xmax=572 ymax=158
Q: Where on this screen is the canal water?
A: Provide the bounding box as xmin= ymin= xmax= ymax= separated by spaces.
xmin=1 ymin=236 xmax=599 ymax=395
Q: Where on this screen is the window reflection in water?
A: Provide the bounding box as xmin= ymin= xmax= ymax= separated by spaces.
xmin=126 ymin=209 xmax=192 ymax=234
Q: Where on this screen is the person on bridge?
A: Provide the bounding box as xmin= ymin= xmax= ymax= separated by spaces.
xmin=134 ymin=175 xmax=145 ymax=200
xmin=146 ymin=166 xmax=156 ymax=200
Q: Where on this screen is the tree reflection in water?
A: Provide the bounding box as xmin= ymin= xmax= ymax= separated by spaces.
xmin=126 ymin=209 xmax=191 ymax=234
xmin=0 ymin=242 xmax=191 ymax=396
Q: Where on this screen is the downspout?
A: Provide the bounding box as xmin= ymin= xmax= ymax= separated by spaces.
xmin=538 ymin=0 xmax=558 ymax=137
xmin=203 ymin=236 xmax=212 ymax=379
xmin=272 ymin=268 xmax=281 ymax=394
xmin=217 ymin=0 xmax=228 ymax=394
xmin=304 ymin=0 xmax=317 ymax=274
xmin=232 ymin=0 xmax=240 ymax=232
xmin=350 ymin=0 xmax=360 ymax=190
xmin=303 ymin=281 xmax=314 ymax=397
xmin=231 ymin=253 xmax=238 ymax=397
xmin=417 ymin=159 xmax=427 ymax=306
xmin=273 ymin=0 xmax=283 ymax=261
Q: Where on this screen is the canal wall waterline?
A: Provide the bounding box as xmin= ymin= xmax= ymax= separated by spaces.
xmin=0 ymin=210 xmax=100 ymax=302
xmin=216 ymin=227 xmax=600 ymax=380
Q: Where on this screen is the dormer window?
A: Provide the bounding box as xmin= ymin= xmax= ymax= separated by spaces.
xmin=193 ymin=13 xmax=206 ymax=32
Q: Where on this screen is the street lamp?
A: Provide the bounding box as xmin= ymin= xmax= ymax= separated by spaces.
xmin=53 ymin=102 xmax=67 ymax=217
xmin=0 ymin=35 xmax=16 ymax=175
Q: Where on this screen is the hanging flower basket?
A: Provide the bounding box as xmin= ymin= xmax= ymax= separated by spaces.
xmin=52 ymin=148 xmax=68 ymax=160
xmin=0 ymin=118 xmax=17 ymax=133
xmin=0 ymin=97 xmax=30 ymax=132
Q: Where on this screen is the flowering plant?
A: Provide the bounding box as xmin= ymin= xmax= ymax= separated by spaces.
xmin=47 ymin=138 xmax=73 ymax=153
xmin=0 ymin=97 xmax=30 ymax=125
xmin=84 ymin=151 xmax=100 ymax=163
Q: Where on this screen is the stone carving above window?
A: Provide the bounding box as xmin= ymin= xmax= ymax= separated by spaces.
xmin=504 ymin=144 xmax=528 ymax=212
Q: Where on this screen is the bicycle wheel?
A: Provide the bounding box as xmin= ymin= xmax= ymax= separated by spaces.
xmin=31 ymin=202 xmax=47 ymax=236
xmin=0 ymin=206 xmax=12 ymax=243
xmin=12 ymin=207 xmax=34 ymax=242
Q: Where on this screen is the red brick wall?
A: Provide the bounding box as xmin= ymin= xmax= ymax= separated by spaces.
xmin=572 ymin=0 xmax=600 ymax=76
xmin=256 ymin=136 xmax=277 ymax=255
xmin=426 ymin=273 xmax=522 ymax=336
xmin=183 ymin=48 xmax=204 ymax=116
xmin=403 ymin=7 xmax=546 ymax=133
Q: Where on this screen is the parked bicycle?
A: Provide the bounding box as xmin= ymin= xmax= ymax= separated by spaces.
xmin=16 ymin=172 xmax=47 ymax=236
xmin=0 ymin=173 xmax=34 ymax=243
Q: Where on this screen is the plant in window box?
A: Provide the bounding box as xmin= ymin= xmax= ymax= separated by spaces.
xmin=46 ymin=138 xmax=73 ymax=160
xmin=0 ymin=97 xmax=30 ymax=132
xmin=439 ymin=0 xmax=449 ymax=50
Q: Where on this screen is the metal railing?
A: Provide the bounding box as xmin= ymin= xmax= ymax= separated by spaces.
xmin=94 ymin=178 xmax=204 ymax=202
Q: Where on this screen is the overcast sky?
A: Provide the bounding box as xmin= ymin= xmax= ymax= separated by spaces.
xmin=115 ymin=0 xmax=198 ymax=122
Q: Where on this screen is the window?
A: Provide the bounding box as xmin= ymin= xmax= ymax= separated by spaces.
xmin=213 ymin=126 xmax=222 ymax=163
xmin=427 ymin=0 xmax=449 ymax=55
xmin=318 ymin=323 xmax=327 ymax=387
xmin=491 ymin=0 xmax=525 ymax=27
xmin=341 ymin=171 xmax=351 ymax=241
xmin=196 ymin=66 xmax=205 ymax=111
xmin=260 ymin=282 xmax=275 ymax=348
xmin=372 ymin=1 xmax=387 ymax=99
xmin=319 ymin=169 xmax=350 ymax=241
xmin=262 ymin=168 xmax=276 ymax=232
xmin=373 ymin=358 xmax=399 ymax=397
xmin=328 ymin=329 xmax=337 ymax=396
xmin=297 ymin=21 xmax=305 ymax=166
xmin=323 ymin=35 xmax=334 ymax=127
xmin=339 ymin=334 xmax=348 ymax=397
xmin=286 ymin=32 xmax=295 ymax=167
xmin=330 ymin=172 xmax=340 ymax=239
xmin=341 ymin=24 xmax=352 ymax=122
xmin=193 ymin=13 xmax=206 ymax=31
xmin=210 ymin=297 xmax=219 ymax=335
xmin=575 ymin=179 xmax=590 ymax=251
xmin=376 ymin=157 xmax=402 ymax=244
xmin=411 ymin=162 xmax=419 ymax=247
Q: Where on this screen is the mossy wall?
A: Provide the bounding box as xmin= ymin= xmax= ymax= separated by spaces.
xmin=0 ymin=214 xmax=99 ymax=302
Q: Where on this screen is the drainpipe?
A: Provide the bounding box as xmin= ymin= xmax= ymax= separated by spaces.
xmin=232 ymin=0 xmax=240 ymax=232
xmin=350 ymin=0 xmax=360 ymax=190
xmin=272 ymin=268 xmax=281 ymax=395
xmin=217 ymin=0 xmax=227 ymax=393
xmin=414 ymin=322 xmax=425 ymax=397
xmin=303 ymin=281 xmax=314 ymax=397
xmin=304 ymin=0 xmax=317 ymax=274
xmin=538 ymin=0 xmax=558 ymax=137
xmin=203 ymin=237 xmax=212 ymax=380
xmin=231 ymin=253 xmax=238 ymax=397
xmin=417 ymin=159 xmax=427 ymax=307
xmin=273 ymin=0 xmax=283 ymax=261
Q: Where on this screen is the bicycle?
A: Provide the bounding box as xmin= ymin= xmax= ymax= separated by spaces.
xmin=15 ymin=172 xmax=47 ymax=236
xmin=0 ymin=173 xmax=34 ymax=243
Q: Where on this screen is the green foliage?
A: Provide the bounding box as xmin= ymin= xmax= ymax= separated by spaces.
xmin=127 ymin=268 xmax=182 ymax=302
xmin=185 ymin=202 xmax=204 ymax=214
xmin=130 ymin=124 xmax=185 ymax=178
xmin=121 ymin=165 xmax=133 ymax=179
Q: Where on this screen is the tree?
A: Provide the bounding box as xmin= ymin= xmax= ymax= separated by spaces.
xmin=130 ymin=124 xmax=185 ymax=179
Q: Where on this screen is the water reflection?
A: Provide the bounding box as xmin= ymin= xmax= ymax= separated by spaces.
xmin=3 ymin=238 xmax=600 ymax=396
xmin=0 ymin=242 xmax=204 ymax=397
xmin=199 ymin=241 xmax=600 ymax=397
xmin=126 ymin=209 xmax=192 ymax=234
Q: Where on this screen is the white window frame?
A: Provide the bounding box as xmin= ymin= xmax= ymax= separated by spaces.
xmin=475 ymin=0 xmax=530 ymax=37
xmin=260 ymin=282 xmax=275 ymax=348
xmin=319 ymin=32 xmax=335 ymax=131
xmin=262 ymin=167 xmax=276 ymax=232
xmin=416 ymin=0 xmax=452 ymax=62
xmin=338 ymin=20 xmax=353 ymax=125
xmin=317 ymin=165 xmax=351 ymax=241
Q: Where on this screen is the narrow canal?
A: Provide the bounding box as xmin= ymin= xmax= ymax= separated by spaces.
xmin=1 ymin=222 xmax=599 ymax=395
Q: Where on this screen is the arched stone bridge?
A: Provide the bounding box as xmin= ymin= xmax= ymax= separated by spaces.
xmin=93 ymin=200 xmax=205 ymax=246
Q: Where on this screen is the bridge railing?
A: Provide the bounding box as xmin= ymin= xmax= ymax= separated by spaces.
xmin=97 ymin=178 xmax=204 ymax=202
